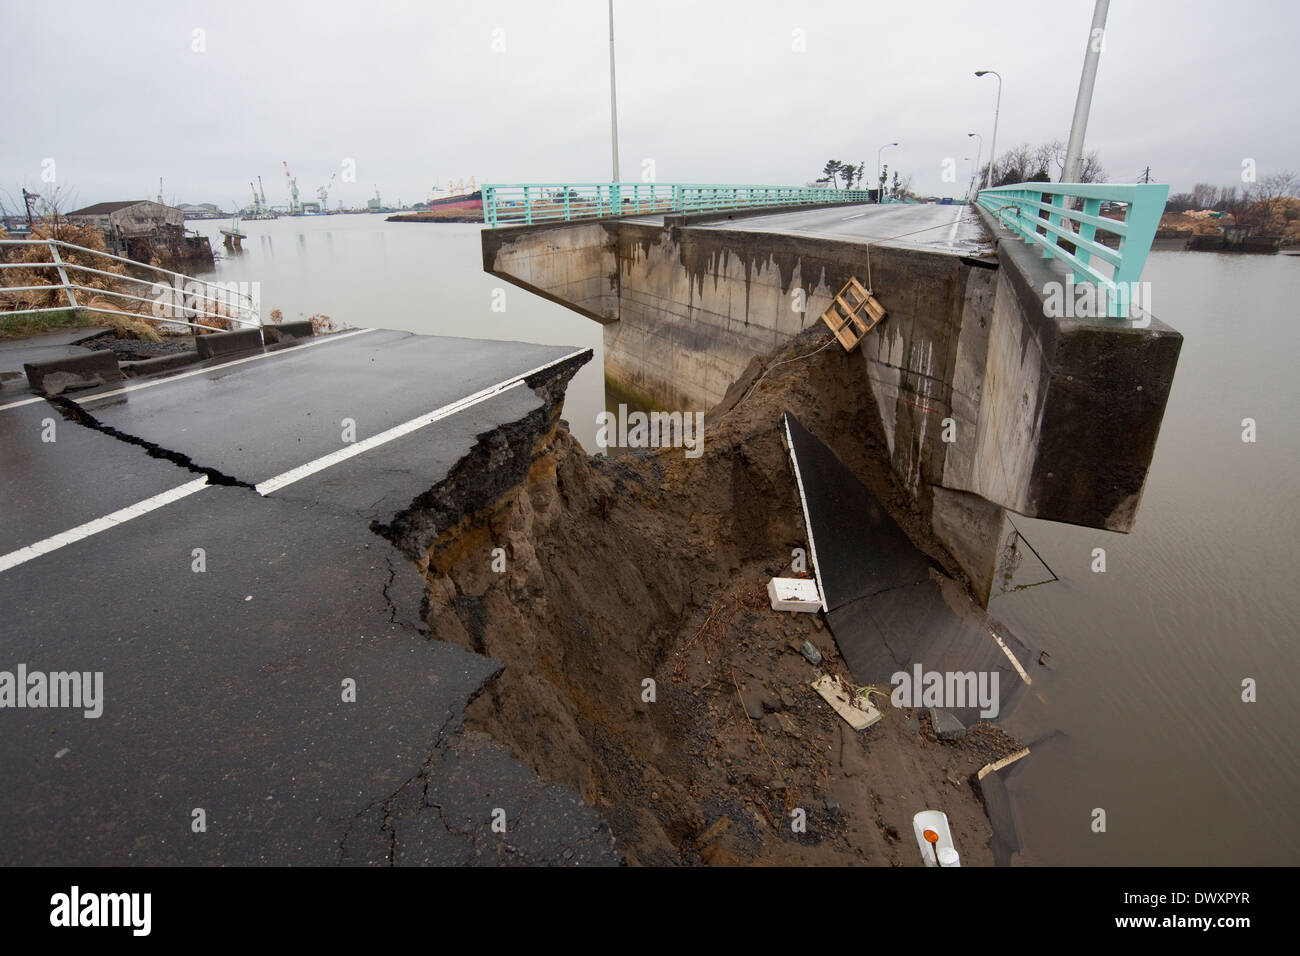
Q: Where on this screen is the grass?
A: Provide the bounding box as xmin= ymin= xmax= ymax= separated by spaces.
xmin=0 ymin=309 xmax=91 ymax=340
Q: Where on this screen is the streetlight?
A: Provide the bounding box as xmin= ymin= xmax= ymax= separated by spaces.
xmin=967 ymin=132 xmax=982 ymax=201
xmin=608 ymin=0 xmax=620 ymax=183
xmin=877 ymin=142 xmax=899 ymax=202
xmin=975 ymin=70 xmax=1002 ymax=189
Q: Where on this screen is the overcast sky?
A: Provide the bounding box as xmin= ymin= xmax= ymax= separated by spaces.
xmin=3 ymin=0 xmax=1296 ymax=211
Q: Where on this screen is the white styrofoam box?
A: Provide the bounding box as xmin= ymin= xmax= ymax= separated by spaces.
xmin=767 ymin=576 xmax=821 ymax=613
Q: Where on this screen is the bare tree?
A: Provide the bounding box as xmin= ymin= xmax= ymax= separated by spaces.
xmin=1251 ymin=171 xmax=1298 ymax=227
xmin=1190 ymin=182 xmax=1218 ymax=210
xmin=976 ymin=140 xmax=1107 ymax=188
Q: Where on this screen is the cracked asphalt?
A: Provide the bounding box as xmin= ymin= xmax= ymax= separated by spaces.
xmin=0 ymin=329 xmax=617 ymax=866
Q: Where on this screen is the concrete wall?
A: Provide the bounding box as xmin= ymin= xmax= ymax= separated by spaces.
xmin=483 ymin=215 xmax=1182 ymax=598
xmin=482 ymin=221 xmax=618 ymax=325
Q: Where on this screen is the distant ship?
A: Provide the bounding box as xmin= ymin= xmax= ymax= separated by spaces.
xmin=424 ymin=189 xmax=482 ymax=212
xmin=424 ymin=179 xmax=482 ymax=212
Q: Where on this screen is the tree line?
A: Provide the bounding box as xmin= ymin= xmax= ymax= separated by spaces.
xmin=977 ymin=140 xmax=1107 ymax=189
xmin=1166 ymin=172 xmax=1297 ymax=232
xmin=815 ymin=159 xmax=913 ymax=199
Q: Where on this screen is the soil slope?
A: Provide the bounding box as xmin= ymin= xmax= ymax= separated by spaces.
xmin=418 ymin=325 xmax=1022 ymax=865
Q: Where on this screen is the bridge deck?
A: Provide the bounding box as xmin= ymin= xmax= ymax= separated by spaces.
xmin=695 ymin=202 xmax=991 ymax=253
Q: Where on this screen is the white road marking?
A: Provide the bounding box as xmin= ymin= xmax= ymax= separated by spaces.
xmin=782 ymin=414 xmax=828 ymax=612
xmin=76 ymin=327 xmax=377 ymax=404
xmin=257 ymin=380 xmax=526 ymax=496
xmin=840 ymin=212 xmax=868 ymax=221
xmin=0 ymin=478 xmax=210 ymax=573
xmin=256 ymin=347 xmax=589 ymax=495
xmin=0 ymin=345 xmax=589 ymax=574
xmin=945 ymin=207 xmax=964 ymax=247
xmin=0 ymin=396 xmax=45 ymax=412
xmin=990 ymin=627 xmax=1033 ymax=685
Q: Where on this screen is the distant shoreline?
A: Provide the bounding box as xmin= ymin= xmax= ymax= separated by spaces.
xmin=386 ymin=210 xmax=483 ymax=224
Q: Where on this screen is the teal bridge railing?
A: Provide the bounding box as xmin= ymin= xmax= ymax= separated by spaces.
xmin=482 ymin=182 xmax=873 ymax=228
xmin=976 ymin=181 xmax=1169 ymax=318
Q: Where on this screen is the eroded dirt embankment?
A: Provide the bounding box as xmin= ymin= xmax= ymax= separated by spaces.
xmin=400 ymin=326 xmax=1021 ymax=865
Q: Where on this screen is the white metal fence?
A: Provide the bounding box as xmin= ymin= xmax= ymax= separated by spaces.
xmin=0 ymin=238 xmax=260 ymax=333
xmin=483 ymin=182 xmax=875 ymax=227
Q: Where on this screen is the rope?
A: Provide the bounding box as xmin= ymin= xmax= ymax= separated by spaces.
xmin=1005 ymin=512 xmax=1060 ymax=584
xmin=734 ymin=336 xmax=839 ymax=410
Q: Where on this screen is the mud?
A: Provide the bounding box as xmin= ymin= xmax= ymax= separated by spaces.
xmin=419 ymin=325 xmax=1023 ymax=865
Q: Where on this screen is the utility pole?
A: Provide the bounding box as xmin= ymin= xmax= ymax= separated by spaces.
xmin=1061 ymin=0 xmax=1110 ymax=184
xmin=608 ymin=0 xmax=620 ymax=183
xmin=1141 ymin=166 xmax=1151 ymax=184
xmin=22 ymin=188 xmax=38 ymax=231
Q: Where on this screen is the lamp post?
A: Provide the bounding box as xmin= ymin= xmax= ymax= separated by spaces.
xmin=877 ymin=142 xmax=899 ymax=202
xmin=608 ymin=0 xmax=620 ymax=183
xmin=975 ymin=70 xmax=1001 ymax=189
xmin=1061 ymin=0 xmax=1109 ymax=184
xmin=967 ymin=132 xmax=982 ymax=200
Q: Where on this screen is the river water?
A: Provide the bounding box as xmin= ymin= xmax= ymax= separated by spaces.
xmin=190 ymin=214 xmax=1299 ymax=865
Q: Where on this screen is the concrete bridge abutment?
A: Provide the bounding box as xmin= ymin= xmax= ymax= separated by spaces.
xmin=482 ymin=212 xmax=1181 ymax=606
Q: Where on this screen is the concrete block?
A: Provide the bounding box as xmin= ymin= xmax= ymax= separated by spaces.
xmin=929 ymin=707 xmax=967 ymax=740
xmin=121 ymin=351 xmax=202 ymax=377
xmin=930 ymin=486 xmax=1010 ymax=607
xmin=263 ymin=321 xmax=314 ymax=344
xmin=24 ymin=350 xmax=121 ymax=395
xmin=195 ymin=328 xmax=264 ymax=360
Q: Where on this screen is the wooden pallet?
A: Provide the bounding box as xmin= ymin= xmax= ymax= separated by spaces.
xmin=819 ymin=277 xmax=886 ymax=351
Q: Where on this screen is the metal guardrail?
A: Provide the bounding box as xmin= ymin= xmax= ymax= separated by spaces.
xmin=483 ymin=182 xmax=874 ymax=227
xmin=976 ymin=181 xmax=1169 ymax=318
xmin=0 ymin=238 xmax=260 ymax=333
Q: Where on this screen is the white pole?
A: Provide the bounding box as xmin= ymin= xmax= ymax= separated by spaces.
xmin=1061 ymin=0 xmax=1109 ymax=184
xmin=877 ymin=142 xmax=898 ymax=202
xmin=609 ymin=0 xmax=620 ymax=183
xmin=976 ymin=71 xmax=1002 ymax=190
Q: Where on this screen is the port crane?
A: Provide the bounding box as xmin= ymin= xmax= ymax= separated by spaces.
xmin=317 ymin=172 xmax=336 ymax=211
xmin=282 ymin=160 xmax=299 ymax=214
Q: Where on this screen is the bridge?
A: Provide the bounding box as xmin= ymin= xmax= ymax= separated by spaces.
xmin=481 ymin=180 xmax=1181 ymax=605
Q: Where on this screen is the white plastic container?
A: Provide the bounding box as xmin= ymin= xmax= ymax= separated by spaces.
xmin=912 ymin=810 xmax=962 ymax=867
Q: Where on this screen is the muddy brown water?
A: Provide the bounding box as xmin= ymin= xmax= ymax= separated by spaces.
xmin=192 ymin=216 xmax=1300 ymax=865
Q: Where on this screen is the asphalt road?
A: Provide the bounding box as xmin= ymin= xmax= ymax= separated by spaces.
xmin=695 ymin=202 xmax=990 ymax=253
xmin=0 ymin=328 xmax=616 ymax=865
